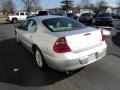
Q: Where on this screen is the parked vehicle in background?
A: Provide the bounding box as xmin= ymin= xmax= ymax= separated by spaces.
xmin=67 ymin=13 xmax=78 ymax=20
xmin=52 ymin=13 xmax=67 ymax=17
xmin=80 ymin=9 xmax=94 ymax=15
xmin=112 ymin=12 xmax=120 ymax=19
xmin=95 ymin=12 xmax=113 ymax=26
xmin=6 ymin=12 xmax=30 ymax=23
xmin=98 ymin=27 xmax=111 ymax=36
xmin=112 ymin=32 xmax=120 ymax=45
xmin=76 ymin=9 xmax=94 ymax=17
xmin=15 ymin=15 xmax=107 ymax=72
xmin=37 ymin=11 xmax=49 ymax=16
xmin=79 ymin=13 xmax=93 ymax=25
xmin=27 ymin=14 xmax=37 ymax=19
xmin=27 ymin=11 xmax=49 ymax=19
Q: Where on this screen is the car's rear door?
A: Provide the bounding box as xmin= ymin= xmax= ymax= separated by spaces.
xmin=17 ymin=19 xmax=37 ymax=48
xmin=21 ymin=19 xmax=37 ymax=48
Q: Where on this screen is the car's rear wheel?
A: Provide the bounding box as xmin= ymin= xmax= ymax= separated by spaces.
xmin=12 ymin=18 xmax=17 ymax=23
xmin=35 ymin=48 xmax=46 ymax=69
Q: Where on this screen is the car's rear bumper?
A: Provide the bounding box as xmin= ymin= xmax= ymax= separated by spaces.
xmin=43 ymin=41 xmax=107 ymax=72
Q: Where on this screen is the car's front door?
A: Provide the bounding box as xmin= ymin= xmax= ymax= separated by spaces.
xmin=20 ymin=19 xmax=37 ymax=49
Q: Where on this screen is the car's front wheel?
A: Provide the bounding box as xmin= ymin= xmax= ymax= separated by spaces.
xmin=12 ymin=18 xmax=17 ymax=23
xmin=35 ymin=48 xmax=46 ymax=69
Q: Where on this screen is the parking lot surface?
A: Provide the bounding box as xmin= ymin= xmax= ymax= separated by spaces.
xmin=0 ymin=22 xmax=120 ymax=90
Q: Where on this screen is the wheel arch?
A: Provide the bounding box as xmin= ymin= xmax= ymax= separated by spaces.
xmin=32 ymin=44 xmax=47 ymax=67
xmin=32 ymin=44 xmax=43 ymax=54
xmin=32 ymin=44 xmax=38 ymax=54
xmin=12 ymin=17 xmax=18 ymax=20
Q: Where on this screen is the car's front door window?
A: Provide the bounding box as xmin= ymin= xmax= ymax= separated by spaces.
xmin=27 ymin=20 xmax=37 ymax=33
xmin=20 ymin=20 xmax=30 ymax=31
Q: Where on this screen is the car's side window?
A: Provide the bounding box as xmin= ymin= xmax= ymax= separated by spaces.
xmin=27 ymin=20 xmax=37 ymax=33
xmin=20 ymin=12 xmax=24 ymax=15
xmin=20 ymin=20 xmax=30 ymax=31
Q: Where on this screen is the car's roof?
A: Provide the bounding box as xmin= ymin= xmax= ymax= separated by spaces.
xmin=31 ymin=15 xmax=65 ymax=21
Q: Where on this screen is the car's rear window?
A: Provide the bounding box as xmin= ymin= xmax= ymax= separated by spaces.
xmin=43 ymin=18 xmax=86 ymax=32
xmin=38 ymin=11 xmax=48 ymax=16
xmin=98 ymin=13 xmax=111 ymax=17
xmin=81 ymin=13 xmax=92 ymax=16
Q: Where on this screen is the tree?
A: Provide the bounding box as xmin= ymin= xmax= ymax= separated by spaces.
xmin=60 ymin=0 xmax=74 ymax=12
xmin=32 ymin=0 xmax=41 ymax=10
xmin=5 ymin=0 xmax=15 ymax=14
xmin=96 ymin=0 xmax=107 ymax=11
xmin=1 ymin=0 xmax=15 ymax=15
xmin=117 ymin=0 xmax=120 ymax=7
xmin=21 ymin=0 xmax=33 ymax=12
xmin=78 ymin=0 xmax=91 ymax=9
xmin=76 ymin=4 xmax=81 ymax=13
xmin=21 ymin=0 xmax=41 ymax=12
xmin=117 ymin=0 xmax=120 ymax=11
xmin=89 ymin=3 xmax=95 ymax=9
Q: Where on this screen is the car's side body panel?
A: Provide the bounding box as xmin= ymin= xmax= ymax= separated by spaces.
xmin=15 ymin=16 xmax=107 ymax=71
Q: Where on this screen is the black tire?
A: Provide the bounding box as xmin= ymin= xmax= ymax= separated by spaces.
xmin=35 ymin=47 xmax=47 ymax=70
xmin=12 ymin=18 xmax=17 ymax=23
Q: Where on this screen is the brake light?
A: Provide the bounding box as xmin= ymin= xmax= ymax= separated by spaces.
xmin=53 ymin=37 xmax=71 ymax=53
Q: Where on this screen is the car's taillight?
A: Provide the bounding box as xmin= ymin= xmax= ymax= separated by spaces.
xmin=53 ymin=37 xmax=71 ymax=53
xmin=101 ymin=30 xmax=106 ymax=41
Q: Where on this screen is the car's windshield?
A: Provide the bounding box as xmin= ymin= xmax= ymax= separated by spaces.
xmin=43 ymin=18 xmax=86 ymax=32
xmin=81 ymin=13 xmax=92 ymax=16
xmin=67 ymin=13 xmax=74 ymax=17
xmin=98 ymin=13 xmax=111 ymax=17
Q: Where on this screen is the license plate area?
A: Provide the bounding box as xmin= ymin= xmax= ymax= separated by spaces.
xmin=88 ymin=53 xmax=96 ymax=62
xmin=79 ymin=53 xmax=97 ymax=65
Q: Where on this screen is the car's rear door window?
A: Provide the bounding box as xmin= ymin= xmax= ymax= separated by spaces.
xmin=43 ymin=18 xmax=86 ymax=32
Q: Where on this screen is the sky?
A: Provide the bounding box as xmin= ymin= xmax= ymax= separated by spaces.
xmin=13 ymin=0 xmax=118 ymax=10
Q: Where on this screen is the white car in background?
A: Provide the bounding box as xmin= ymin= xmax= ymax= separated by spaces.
xmin=15 ymin=15 xmax=107 ymax=72
xmin=6 ymin=12 xmax=30 ymax=23
xmin=95 ymin=26 xmax=112 ymax=36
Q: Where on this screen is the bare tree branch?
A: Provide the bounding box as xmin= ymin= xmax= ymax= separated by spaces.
xmin=78 ymin=0 xmax=91 ymax=8
xmin=21 ymin=0 xmax=33 ymax=12
xmin=21 ymin=0 xmax=41 ymax=12
xmin=60 ymin=0 xmax=74 ymax=12
xmin=32 ymin=0 xmax=41 ymax=10
xmin=96 ymin=0 xmax=107 ymax=9
xmin=1 ymin=0 xmax=15 ymax=14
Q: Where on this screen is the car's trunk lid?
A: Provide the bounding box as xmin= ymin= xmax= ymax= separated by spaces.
xmin=53 ymin=27 xmax=102 ymax=53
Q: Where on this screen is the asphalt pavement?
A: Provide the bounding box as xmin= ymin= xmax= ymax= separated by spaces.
xmin=0 ymin=22 xmax=120 ymax=90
